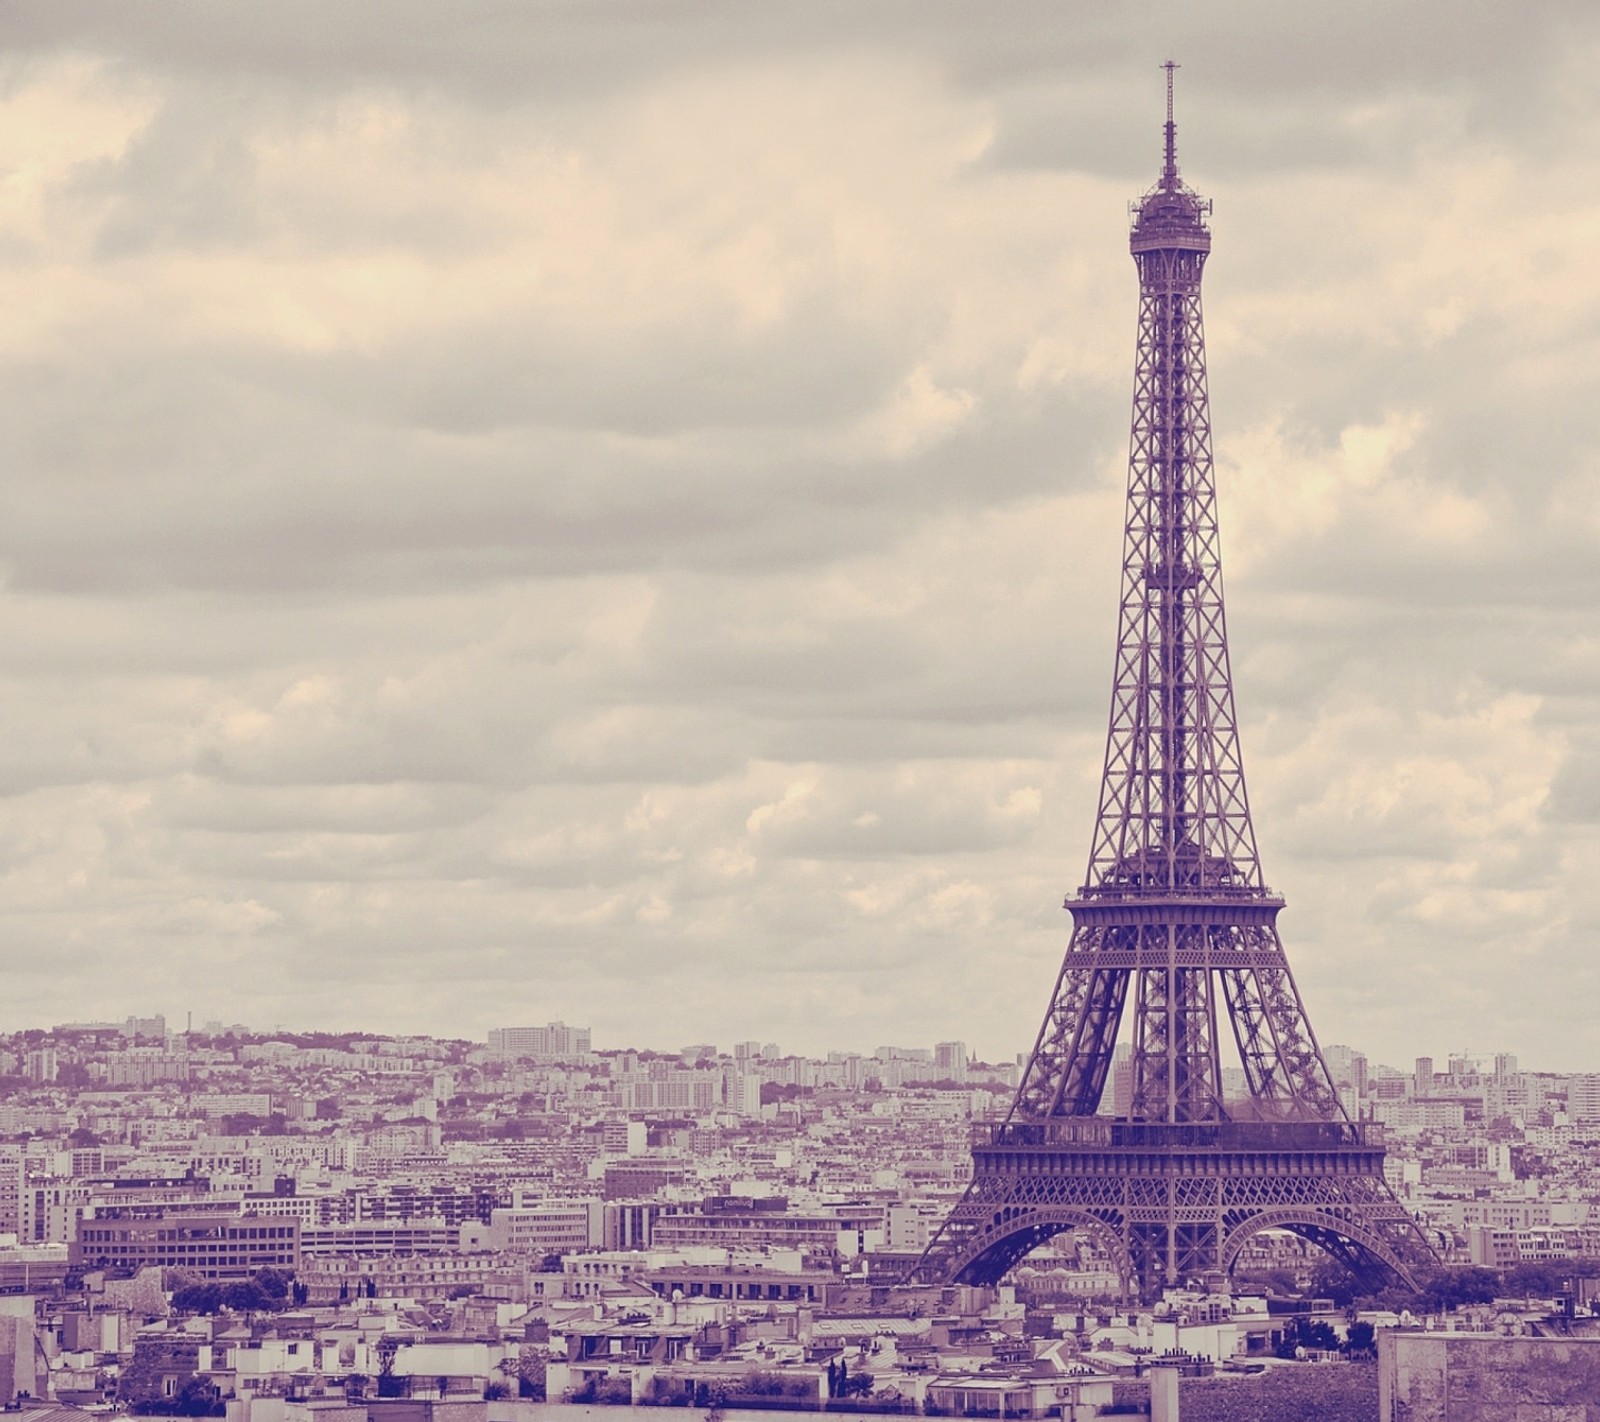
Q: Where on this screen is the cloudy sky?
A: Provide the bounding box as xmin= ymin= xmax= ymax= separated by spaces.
xmin=0 ymin=3 xmax=1596 ymax=1072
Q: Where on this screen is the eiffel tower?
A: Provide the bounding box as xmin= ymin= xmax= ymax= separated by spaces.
xmin=910 ymin=67 xmax=1436 ymax=1300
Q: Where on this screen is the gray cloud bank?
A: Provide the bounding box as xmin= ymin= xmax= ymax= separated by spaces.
xmin=0 ymin=3 xmax=1594 ymax=1068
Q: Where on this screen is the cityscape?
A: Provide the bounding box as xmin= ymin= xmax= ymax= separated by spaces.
xmin=5 ymin=5 xmax=1600 ymax=1422
xmin=2 ymin=1014 xmax=1600 ymax=1421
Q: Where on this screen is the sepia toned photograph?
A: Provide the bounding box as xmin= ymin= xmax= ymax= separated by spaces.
xmin=0 ymin=4 xmax=1595 ymax=1418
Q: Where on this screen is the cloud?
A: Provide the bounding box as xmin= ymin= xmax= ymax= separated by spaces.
xmin=0 ymin=8 xmax=1592 ymax=1073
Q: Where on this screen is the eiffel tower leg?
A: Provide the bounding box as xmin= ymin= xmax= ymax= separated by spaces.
xmin=1061 ymin=963 xmax=1130 ymax=1115
xmin=1217 ymin=948 xmax=1341 ymax=1118
xmin=1219 ymin=1173 xmax=1434 ymax=1291
xmin=907 ymin=1167 xmax=1135 ymax=1298
xmin=1013 ymin=951 xmax=1128 ymax=1120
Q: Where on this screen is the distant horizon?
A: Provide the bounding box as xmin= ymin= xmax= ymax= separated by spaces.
xmin=6 ymin=1012 xmax=1593 ymax=1081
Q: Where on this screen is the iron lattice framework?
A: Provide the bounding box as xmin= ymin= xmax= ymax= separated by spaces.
xmin=910 ymin=67 xmax=1436 ymax=1300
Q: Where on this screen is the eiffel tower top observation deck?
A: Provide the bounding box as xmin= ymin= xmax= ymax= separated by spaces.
xmin=1131 ymin=61 xmax=1213 ymax=253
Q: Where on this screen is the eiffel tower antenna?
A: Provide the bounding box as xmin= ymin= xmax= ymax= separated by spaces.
xmin=1162 ymin=60 xmax=1179 ymax=189
xmin=909 ymin=70 xmax=1436 ymax=1300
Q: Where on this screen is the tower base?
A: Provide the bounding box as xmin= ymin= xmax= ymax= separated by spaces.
xmin=908 ymin=1119 xmax=1431 ymax=1300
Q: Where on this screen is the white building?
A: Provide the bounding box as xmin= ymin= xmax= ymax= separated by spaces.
xmin=489 ymin=1200 xmax=604 ymax=1255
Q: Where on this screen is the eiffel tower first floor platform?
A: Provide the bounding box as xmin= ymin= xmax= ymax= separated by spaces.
xmin=905 ymin=1118 xmax=1435 ymax=1301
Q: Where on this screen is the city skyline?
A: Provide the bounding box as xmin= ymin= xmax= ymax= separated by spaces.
xmin=0 ymin=1012 xmax=1576 ymax=1087
xmin=0 ymin=7 xmax=1596 ymax=1070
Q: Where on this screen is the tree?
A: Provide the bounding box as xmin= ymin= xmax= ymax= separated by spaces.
xmin=254 ymin=1267 xmax=292 ymax=1302
xmin=1235 ymin=1267 xmax=1300 ymax=1298
xmin=1303 ymin=1321 xmax=1340 ymax=1351
xmin=171 ymin=1282 xmax=224 ymax=1315
xmin=174 ymin=1377 xmax=224 ymax=1418
xmin=222 ymin=1280 xmax=272 ymax=1312
xmin=1416 ymin=1266 xmax=1502 ymax=1313
xmin=517 ymin=1349 xmax=547 ymax=1399
xmin=1510 ymin=1146 xmax=1554 ymax=1180
xmin=1307 ymin=1257 xmax=1363 ymax=1308
xmin=376 ymin=1337 xmax=404 ymax=1398
xmin=1275 ymin=1317 xmax=1339 ymax=1358
xmin=219 ymin=1113 xmax=266 ymax=1136
xmin=1502 ymin=1260 xmax=1600 ymax=1296
xmin=1344 ymin=1321 xmax=1376 ymax=1357
xmin=134 ymin=1377 xmax=223 ymax=1417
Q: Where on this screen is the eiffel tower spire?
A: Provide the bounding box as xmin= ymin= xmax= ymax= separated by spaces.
xmin=909 ymin=70 xmax=1436 ymax=1299
xmin=1161 ymin=59 xmax=1180 ymax=191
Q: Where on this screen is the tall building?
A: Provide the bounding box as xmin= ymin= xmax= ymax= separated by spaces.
xmin=910 ymin=71 xmax=1433 ymax=1298
xmin=724 ymin=1071 xmax=763 ymax=1117
xmin=1108 ymin=1044 xmax=1135 ymax=1119
xmin=0 ymin=1148 xmax=22 ymax=1236
xmin=1350 ymin=1051 xmax=1368 ymax=1101
xmin=1324 ymin=1044 xmax=1368 ymax=1099
xmin=934 ymin=1041 xmax=969 ymax=1083
xmin=1414 ymin=1057 xmax=1435 ymax=1095
xmin=1566 ymin=1075 xmax=1600 ymax=1124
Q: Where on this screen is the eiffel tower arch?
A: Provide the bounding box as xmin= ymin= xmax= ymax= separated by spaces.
xmin=910 ymin=68 xmax=1437 ymax=1301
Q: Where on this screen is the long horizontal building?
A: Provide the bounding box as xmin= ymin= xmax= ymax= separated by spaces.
xmin=298 ymin=1252 xmax=519 ymax=1304
xmin=71 ymin=1212 xmax=298 ymax=1279
xmin=299 ymin=1220 xmax=465 ymax=1257
xmin=488 ymin=1023 xmax=591 ymax=1058
xmin=651 ymin=1197 xmax=877 ymax=1255
xmin=640 ymin=1261 xmax=834 ymax=1304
